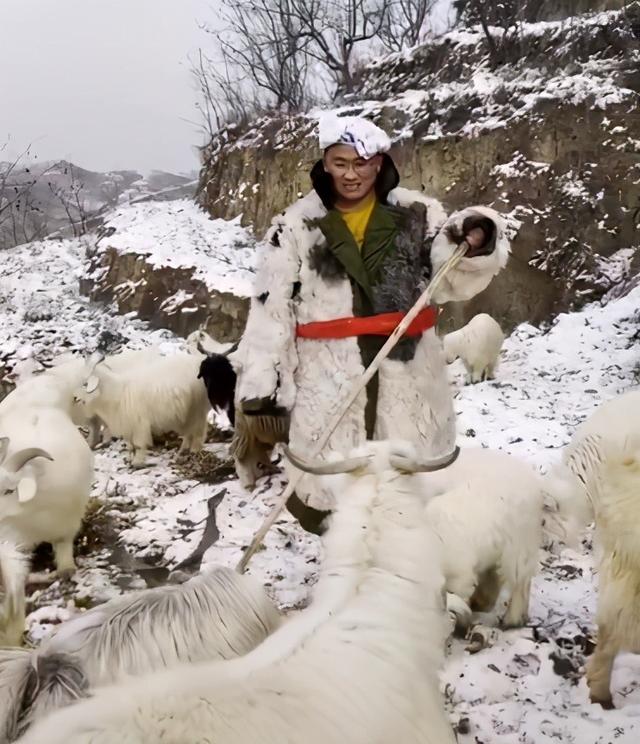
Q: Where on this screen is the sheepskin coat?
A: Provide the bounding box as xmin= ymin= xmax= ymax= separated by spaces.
xmin=233 ymin=158 xmax=509 ymax=507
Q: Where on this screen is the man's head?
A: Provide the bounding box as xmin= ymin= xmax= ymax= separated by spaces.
xmin=318 ymin=114 xmax=392 ymax=207
xmin=323 ymin=145 xmax=382 ymax=205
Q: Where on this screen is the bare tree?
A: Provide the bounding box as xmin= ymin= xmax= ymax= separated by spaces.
xmin=47 ymin=164 xmax=90 ymax=238
xmin=7 ymin=189 xmax=48 ymax=246
xmin=379 ymin=0 xmax=434 ymax=52
xmin=219 ymin=0 xmax=312 ymax=109
xmin=194 ymin=0 xmax=446 ymax=134
xmin=193 ymin=0 xmax=313 ymax=133
xmin=455 ymin=0 xmax=529 ymax=65
xmin=0 ymin=141 xmax=54 ymax=249
xmin=286 ymin=0 xmax=390 ymax=94
xmin=0 ymin=143 xmax=35 ymax=232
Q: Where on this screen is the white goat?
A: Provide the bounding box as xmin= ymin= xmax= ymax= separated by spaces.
xmin=0 ymin=541 xmax=28 ymax=648
xmin=418 ymin=448 xmax=547 ymax=630
xmin=443 ymin=313 xmax=504 ymax=383
xmin=0 ymin=407 xmax=93 ymax=575
xmin=0 ymin=354 xmax=102 ymax=443
xmin=17 ymin=441 xmax=459 ymax=744
xmin=83 ymin=348 xmax=166 ymax=447
xmin=0 ymin=566 xmax=281 ymax=741
xmin=74 ymin=352 xmax=210 ymax=467
xmin=545 ymin=389 xmax=640 ymax=707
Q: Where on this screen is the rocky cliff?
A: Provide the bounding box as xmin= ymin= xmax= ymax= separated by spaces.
xmin=80 ymin=200 xmax=255 ymax=342
xmin=197 ymin=2 xmax=639 ymax=331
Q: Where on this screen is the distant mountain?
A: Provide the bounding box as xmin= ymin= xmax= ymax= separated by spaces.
xmin=0 ymin=160 xmax=197 ymax=249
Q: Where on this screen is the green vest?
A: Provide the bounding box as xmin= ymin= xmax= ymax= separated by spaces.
xmin=316 ymin=201 xmax=411 ymax=437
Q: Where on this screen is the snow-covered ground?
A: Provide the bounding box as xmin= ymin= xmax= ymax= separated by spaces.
xmin=1 ymin=229 xmax=639 ymax=741
xmin=96 ymin=199 xmax=257 ymax=296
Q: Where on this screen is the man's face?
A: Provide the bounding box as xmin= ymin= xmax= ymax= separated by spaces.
xmin=323 ymin=144 xmax=382 ymax=205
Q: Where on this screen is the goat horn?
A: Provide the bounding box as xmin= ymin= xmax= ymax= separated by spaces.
xmin=223 ymin=340 xmax=240 ymax=357
xmin=86 ymin=350 xmax=105 ymax=372
xmin=283 ymin=446 xmax=370 ymax=475
xmin=4 ymin=448 xmax=54 ymax=473
xmin=390 ymin=445 xmax=461 ymax=473
xmin=0 ymin=438 xmax=9 ymax=465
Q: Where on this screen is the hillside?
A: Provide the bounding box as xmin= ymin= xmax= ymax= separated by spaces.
xmin=197 ymin=1 xmax=640 ymax=331
xmin=1 ymin=223 xmax=639 ymax=741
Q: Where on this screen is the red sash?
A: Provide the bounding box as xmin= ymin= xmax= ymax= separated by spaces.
xmin=296 ymin=307 xmax=438 ymax=339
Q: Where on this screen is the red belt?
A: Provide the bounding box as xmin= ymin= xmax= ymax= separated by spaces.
xmin=296 ymin=307 xmax=438 ymax=340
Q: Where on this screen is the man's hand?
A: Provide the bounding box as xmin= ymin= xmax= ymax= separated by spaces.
xmin=462 ymin=216 xmax=496 ymax=257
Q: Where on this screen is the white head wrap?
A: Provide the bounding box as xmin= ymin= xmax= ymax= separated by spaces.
xmin=318 ymin=113 xmax=391 ymax=160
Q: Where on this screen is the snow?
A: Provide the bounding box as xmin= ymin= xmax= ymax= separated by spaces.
xmin=98 ymin=199 xmax=257 ymax=297
xmin=232 ymin=8 xmax=637 ymax=161
xmin=1 ymin=225 xmax=640 ymax=741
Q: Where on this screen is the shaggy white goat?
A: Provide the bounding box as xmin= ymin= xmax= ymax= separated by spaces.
xmin=0 ymin=567 xmax=280 ymax=741
xmin=17 ymin=441 xmax=459 ymax=744
xmin=443 ymin=313 xmax=504 ymax=383
xmin=418 ymin=448 xmax=547 ymax=630
xmin=0 ymin=407 xmax=93 ymax=575
xmin=0 ymin=354 xmax=102 ymax=442
xmin=74 ymin=352 xmax=210 ymax=467
xmin=545 ymin=389 xmax=640 ymax=707
xmin=0 ymin=540 xmax=28 ymax=648
xmin=83 ymin=348 xmax=166 ymax=447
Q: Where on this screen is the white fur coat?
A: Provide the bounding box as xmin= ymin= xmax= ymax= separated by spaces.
xmin=232 ymin=187 xmax=509 ymax=506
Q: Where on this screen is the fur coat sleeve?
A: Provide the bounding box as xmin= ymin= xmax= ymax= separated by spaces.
xmin=387 ymin=188 xmax=509 ymax=303
xmin=231 ymin=216 xmax=300 ymax=411
xmin=429 ymin=206 xmax=510 ymax=304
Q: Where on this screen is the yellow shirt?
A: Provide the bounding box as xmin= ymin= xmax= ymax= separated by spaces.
xmin=339 ymin=193 xmax=376 ymax=249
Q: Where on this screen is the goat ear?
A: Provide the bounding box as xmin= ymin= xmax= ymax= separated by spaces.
xmin=16 ymin=476 xmax=37 ymax=504
xmin=85 ymin=375 xmax=100 ymax=394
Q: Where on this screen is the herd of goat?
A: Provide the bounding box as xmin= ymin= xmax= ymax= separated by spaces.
xmin=0 ymin=312 xmax=637 ymax=742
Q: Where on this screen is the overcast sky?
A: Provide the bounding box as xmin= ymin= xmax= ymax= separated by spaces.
xmin=0 ymin=0 xmax=215 ymax=175
xmin=0 ymin=1 xmax=455 ymax=177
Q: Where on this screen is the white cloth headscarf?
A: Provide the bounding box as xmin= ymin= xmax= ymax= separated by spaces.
xmin=318 ymin=114 xmax=391 ymax=159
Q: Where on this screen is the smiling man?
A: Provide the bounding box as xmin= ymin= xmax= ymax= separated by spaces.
xmin=231 ymin=115 xmax=510 ymax=532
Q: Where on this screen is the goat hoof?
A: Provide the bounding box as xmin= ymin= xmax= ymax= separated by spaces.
xmin=27 ymin=571 xmax=56 ymax=585
xmin=465 ymin=625 xmax=497 ymax=654
xmin=590 ymin=693 xmax=614 ymax=709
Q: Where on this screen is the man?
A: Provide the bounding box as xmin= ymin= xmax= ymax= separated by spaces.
xmin=231 ymin=115 xmax=509 ymax=532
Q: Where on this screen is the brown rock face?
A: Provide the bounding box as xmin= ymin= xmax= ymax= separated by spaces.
xmin=81 ymin=247 xmax=249 ymax=342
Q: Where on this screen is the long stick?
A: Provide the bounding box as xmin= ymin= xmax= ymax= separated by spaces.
xmin=236 ymin=241 xmax=469 ymax=572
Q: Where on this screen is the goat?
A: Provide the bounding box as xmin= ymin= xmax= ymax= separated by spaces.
xmin=74 ymin=352 xmax=210 ymax=467
xmin=545 ymin=389 xmax=640 ymax=708
xmin=0 ymin=408 xmax=93 ymax=576
xmin=197 ymin=353 xmax=237 ymax=427
xmin=83 ymin=348 xmax=166 ymax=448
xmin=0 ymin=540 xmax=28 ymax=648
xmin=16 ymin=441 xmax=459 ymax=744
xmin=0 ymin=353 xmax=102 ymax=445
xmin=0 ymin=567 xmax=281 ymax=741
xmin=418 ymin=447 xmax=548 ymax=631
xmin=443 ymin=313 xmax=504 ymax=384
